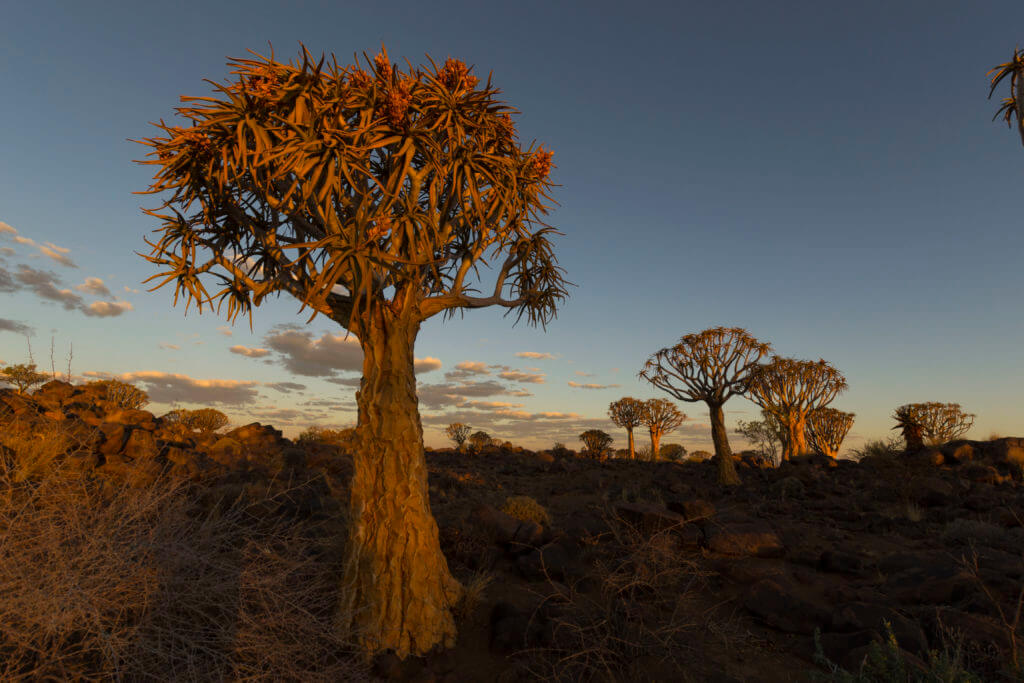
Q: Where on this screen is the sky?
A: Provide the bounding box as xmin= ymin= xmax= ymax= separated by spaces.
xmin=1 ymin=0 xmax=1023 ymax=453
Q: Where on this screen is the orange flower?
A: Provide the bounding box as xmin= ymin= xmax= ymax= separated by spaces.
xmin=383 ymin=78 xmax=414 ymax=127
xmin=374 ymin=46 xmax=392 ymax=81
xmin=347 ymin=68 xmax=371 ymax=90
xmin=438 ymin=58 xmax=478 ymax=92
xmin=173 ymin=127 xmax=214 ymax=159
xmin=528 ymin=146 xmax=553 ymax=180
xmin=367 ymin=215 xmax=392 ymax=242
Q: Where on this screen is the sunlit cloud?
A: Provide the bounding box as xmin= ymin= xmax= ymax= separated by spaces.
xmin=263 ymin=328 xmax=363 ymax=377
xmin=414 ymin=356 xmax=442 ymax=373
xmin=75 ymin=277 xmax=111 ymax=297
xmin=444 ymin=360 xmax=490 ymax=380
xmin=124 ymin=286 xmax=141 ymax=294
xmin=158 ymin=342 xmax=181 ymax=350
xmin=417 ymin=379 xmax=513 ymax=408
xmin=574 ymin=370 xmax=593 ymax=377
xmin=229 ymin=345 xmax=270 ymax=358
xmin=568 ymin=381 xmax=621 ymax=390
xmin=0 ymin=222 xmax=15 ymax=236
xmin=0 ymin=318 xmax=34 ymax=335
xmin=39 ymin=242 xmax=76 ymax=268
xmin=83 ymin=370 xmax=261 ymax=406
xmin=13 ymin=236 xmax=34 ymax=246
xmin=0 ymin=247 xmax=14 ymax=257
xmin=515 ymin=351 xmax=555 ymax=360
xmin=216 ymin=326 xmax=233 ymax=336
xmin=83 ymin=300 xmax=133 ymax=317
xmin=498 ymin=370 xmax=545 ymax=384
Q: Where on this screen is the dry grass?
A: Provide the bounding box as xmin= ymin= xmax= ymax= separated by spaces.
xmin=521 ymin=511 xmax=716 ymax=681
xmin=0 ymin=418 xmax=368 ymax=681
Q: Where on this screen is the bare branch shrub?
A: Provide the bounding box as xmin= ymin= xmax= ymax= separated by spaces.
xmin=806 ymin=407 xmax=855 ymax=458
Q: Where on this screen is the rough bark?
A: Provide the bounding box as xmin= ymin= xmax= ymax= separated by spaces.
xmin=649 ymin=427 xmax=662 ymax=462
xmin=779 ymin=411 xmax=808 ymax=460
xmin=708 ymin=402 xmax=740 ymax=485
xmin=339 ymin=311 xmax=461 ymax=658
xmin=627 ymin=428 xmax=636 ymax=460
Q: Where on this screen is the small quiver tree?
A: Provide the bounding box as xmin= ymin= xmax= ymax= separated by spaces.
xmin=134 ymin=45 xmax=567 ymax=658
xmin=806 ymin=407 xmax=855 ymax=458
xmin=989 ymin=48 xmax=1024 ymax=146
xmin=468 ymin=430 xmax=492 ymax=453
xmin=163 ymin=407 xmax=230 ymax=434
xmin=87 ymin=379 xmax=150 ymax=409
xmin=641 ymin=398 xmax=685 ymax=461
xmin=640 ymin=327 xmax=772 ymax=485
xmin=746 ymin=357 xmax=847 ymax=461
xmin=892 ymin=402 xmax=974 ymax=449
xmin=579 ymin=429 xmax=613 ymax=460
xmin=444 ymin=422 xmax=471 ymax=450
xmin=607 ymin=397 xmax=645 ymax=460
xmin=0 ymin=363 xmax=49 ymax=395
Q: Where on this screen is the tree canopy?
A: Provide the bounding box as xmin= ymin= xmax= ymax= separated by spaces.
xmin=990 ymin=47 xmax=1024 ymax=146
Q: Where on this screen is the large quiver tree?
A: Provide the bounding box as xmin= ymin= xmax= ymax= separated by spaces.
xmin=641 ymin=398 xmax=685 ymax=461
xmin=135 ymin=46 xmax=567 ymax=658
xmin=608 ymin=397 xmax=645 ymax=460
xmin=806 ymin=407 xmax=855 ymax=458
xmin=746 ymin=357 xmax=847 ymax=461
xmin=640 ymin=327 xmax=772 ymax=485
xmin=892 ymin=402 xmax=975 ymax=448
xmin=989 ymin=47 xmax=1024 ymax=146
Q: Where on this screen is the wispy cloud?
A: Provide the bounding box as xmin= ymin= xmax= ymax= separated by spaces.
xmin=39 ymin=242 xmax=76 ymax=268
xmin=574 ymin=370 xmax=593 ymax=377
xmin=0 ymin=247 xmax=14 ymax=257
xmin=216 ymin=326 xmax=233 ymax=337
xmin=515 ymin=351 xmax=556 ymax=360
xmin=265 ymin=381 xmax=307 ymax=393
xmin=0 ymin=222 xmax=15 ymax=236
xmin=444 ymin=360 xmax=490 ymax=380
xmin=568 ymin=381 xmax=621 ymax=390
xmin=498 ymin=370 xmax=545 ymax=384
xmin=0 ymin=318 xmax=34 ymax=336
xmin=158 ymin=342 xmax=181 ymax=350
xmin=13 ymin=264 xmax=84 ymax=310
xmin=83 ymin=300 xmax=133 ymax=317
xmin=83 ymin=370 xmax=260 ymax=406
xmin=414 ymin=357 xmax=442 ymax=373
xmin=229 ymin=345 xmax=270 ymax=358
xmin=75 ymin=277 xmax=111 ymax=297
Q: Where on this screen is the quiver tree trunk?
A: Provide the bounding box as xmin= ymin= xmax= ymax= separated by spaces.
xmin=339 ymin=312 xmax=462 ymax=658
xmin=780 ymin=412 xmax=808 ymax=461
xmin=708 ymin=402 xmax=740 ymax=485
xmin=649 ymin=427 xmax=661 ymax=461
xmin=627 ymin=428 xmax=636 ymax=460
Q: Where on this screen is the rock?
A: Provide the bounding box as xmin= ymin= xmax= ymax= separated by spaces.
xmin=470 ymin=504 xmax=543 ymax=547
xmin=517 ymin=542 xmax=572 ymax=581
xmin=818 ymin=549 xmax=864 ymax=575
xmin=942 ymin=441 xmax=975 ymax=464
xmin=104 ymin=408 xmax=157 ymax=429
xmin=207 ymin=437 xmax=245 ymax=466
xmin=97 ymin=423 xmax=129 ymax=456
xmin=666 ymin=498 xmax=715 ymax=522
xmin=705 ymin=522 xmax=784 ymax=558
xmin=770 ymin=476 xmax=805 ymax=499
xmin=34 ymin=379 xmax=75 ymax=402
xmin=489 ymin=602 xmax=532 ymax=654
xmin=614 ymin=502 xmax=689 ymax=534
xmin=744 ymin=579 xmax=831 ymax=634
xmin=962 ymin=464 xmax=1002 ymax=485
xmin=912 ymin=477 xmax=954 ymax=507
xmin=883 ymin=563 xmax=975 ymax=604
xmin=123 ymin=429 xmax=158 ymax=459
xmin=830 ymin=602 xmax=928 ymax=654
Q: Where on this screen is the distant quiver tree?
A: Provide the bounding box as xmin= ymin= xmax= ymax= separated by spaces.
xmin=746 ymin=357 xmax=847 ymax=461
xmin=641 ymin=398 xmax=685 ymax=461
xmin=640 ymin=327 xmax=772 ymax=485
xmin=0 ymin=363 xmax=49 ymax=395
xmin=444 ymin=422 xmax=471 ymax=450
xmin=806 ymin=407 xmax=855 ymax=458
xmin=579 ymin=429 xmax=613 ymax=460
xmin=989 ymin=47 xmax=1024 ymax=146
xmin=892 ymin=402 xmax=975 ymax=449
xmin=134 ymin=45 xmax=566 ymax=658
xmin=607 ymin=397 xmax=645 ymax=460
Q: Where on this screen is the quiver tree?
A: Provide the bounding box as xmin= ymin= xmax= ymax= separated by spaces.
xmin=579 ymin=429 xmax=613 ymax=460
xmin=806 ymin=407 xmax=855 ymax=458
xmin=135 ymin=46 xmax=566 ymax=658
xmin=746 ymin=357 xmax=847 ymax=461
xmin=989 ymin=48 xmax=1024 ymax=146
xmin=892 ymin=402 xmax=975 ymax=449
xmin=468 ymin=430 xmax=493 ymax=452
xmin=0 ymin=363 xmax=49 ymax=395
xmin=639 ymin=327 xmax=772 ymax=485
xmin=607 ymin=397 xmax=645 ymax=460
xmin=444 ymin=422 xmax=471 ymax=450
xmin=641 ymin=398 xmax=685 ymax=461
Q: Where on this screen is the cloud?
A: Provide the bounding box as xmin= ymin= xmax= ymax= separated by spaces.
xmin=265 ymin=381 xmax=307 ymax=393
xmin=568 ymin=381 xmax=621 ymax=390
xmin=498 ymin=370 xmax=545 ymax=384
xmin=414 ymin=357 xmax=442 ymax=373
xmin=84 ymin=370 xmax=261 ymax=406
xmin=75 ymin=277 xmax=111 ymax=297
xmin=574 ymin=370 xmax=593 ymax=377
xmin=0 ymin=247 xmax=13 ymax=257
xmin=124 ymin=286 xmax=140 ymax=294
xmin=0 ymin=265 xmax=17 ymax=293
xmin=216 ymin=326 xmax=233 ymax=336
xmin=0 ymin=222 xmax=15 ymax=235
xmin=158 ymin=343 xmax=181 ymax=350
xmin=325 ymin=376 xmax=362 ymax=388
xmin=263 ymin=328 xmax=362 ymax=377
xmin=13 ymin=236 xmax=34 ymax=246
xmin=13 ymin=264 xmax=84 ymax=310
xmin=515 ymin=351 xmax=555 ymax=360
xmin=230 ymin=345 xmax=270 ymax=358
xmin=39 ymin=242 xmax=76 ymax=268
xmin=83 ymin=300 xmax=133 ymax=317
xmin=416 ymin=379 xmax=513 ymax=408
xmin=0 ymin=318 xmax=34 ymax=335
xmin=464 ymin=400 xmax=525 ymax=410
xmin=444 ymin=361 xmax=490 ymax=380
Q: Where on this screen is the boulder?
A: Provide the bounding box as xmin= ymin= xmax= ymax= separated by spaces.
xmin=206 ymin=437 xmax=245 ymax=466
xmin=666 ymin=498 xmax=715 ymax=522
xmin=614 ymin=502 xmax=689 ymax=535
xmin=123 ymin=429 xmax=159 ymax=460
xmin=34 ymin=379 xmax=76 ymax=403
xmin=818 ymin=549 xmax=864 ymax=575
xmin=516 ymin=542 xmax=572 ymax=582
xmin=104 ymin=408 xmax=157 ymax=429
xmin=829 ymin=602 xmax=928 ymax=654
xmin=743 ymin=579 xmax=831 ymax=634
xmin=941 ymin=441 xmax=975 ymax=464
xmin=470 ymin=504 xmax=543 ymax=547
xmin=705 ymin=522 xmax=784 ymax=558
xmin=988 ymin=439 xmax=1024 ymax=467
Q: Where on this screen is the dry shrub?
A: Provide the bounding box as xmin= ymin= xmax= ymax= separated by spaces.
xmin=522 ymin=512 xmax=714 ymax=681
xmin=503 ymin=495 xmax=551 ymax=526
xmin=0 ymin=416 xmax=98 ymax=484
xmin=0 ymin=434 xmax=367 ymax=680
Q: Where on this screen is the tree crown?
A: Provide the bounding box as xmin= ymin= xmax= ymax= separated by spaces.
xmin=136 ymin=45 xmax=567 ymax=331
xmin=891 ymin=402 xmax=974 ymax=446
xmin=989 ymin=47 xmax=1024 ymax=146
xmin=641 ymin=398 xmax=686 ymax=433
xmin=607 ymin=397 xmax=645 ymax=430
xmin=746 ymin=356 xmax=847 ymax=415
xmin=639 ymin=327 xmax=772 ymax=405
xmin=806 ymin=407 xmax=855 ymax=456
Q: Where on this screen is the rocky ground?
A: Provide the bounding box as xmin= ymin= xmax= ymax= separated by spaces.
xmin=2 ymin=380 xmax=1022 ymax=681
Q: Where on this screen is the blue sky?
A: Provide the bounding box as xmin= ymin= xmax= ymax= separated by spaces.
xmin=1 ymin=0 xmax=1022 ymax=452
